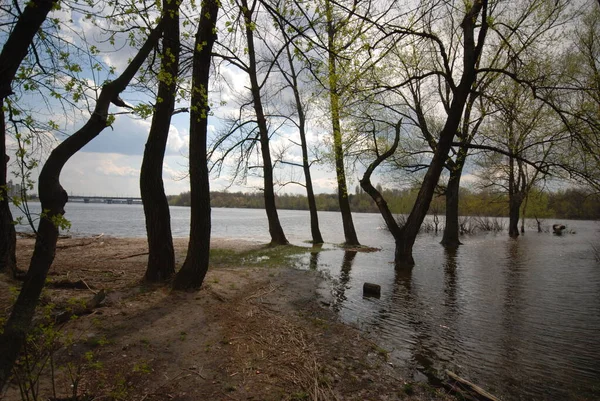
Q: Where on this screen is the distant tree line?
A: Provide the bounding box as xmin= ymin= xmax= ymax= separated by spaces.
xmin=167 ymin=187 xmax=600 ymax=221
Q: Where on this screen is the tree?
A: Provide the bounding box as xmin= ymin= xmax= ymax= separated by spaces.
xmin=242 ymin=0 xmax=288 ymax=244
xmin=172 ymin=0 xmax=219 ymax=290
xmin=210 ymin=0 xmax=289 ymax=245
xmin=559 ymin=3 xmax=600 ymax=193
xmin=476 ymin=76 xmax=559 ymax=237
xmin=388 ymin=0 xmax=489 ymax=265
xmin=140 ymin=0 xmax=181 ymax=282
xmin=359 ymin=0 xmax=574 ymax=263
xmin=322 ymin=0 xmax=363 ymax=246
xmin=270 ymin=8 xmax=324 ymax=244
xmin=0 ymin=20 xmax=164 ymax=388
xmin=0 ymin=0 xmax=58 ymax=277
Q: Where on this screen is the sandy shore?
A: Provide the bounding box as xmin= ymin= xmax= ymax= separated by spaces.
xmin=0 ymin=236 xmax=455 ymax=400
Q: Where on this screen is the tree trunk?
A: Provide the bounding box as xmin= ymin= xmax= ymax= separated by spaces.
xmin=284 ymin=44 xmax=323 ymax=244
xmin=172 ymin=0 xmax=218 ymax=290
xmin=140 ymin=0 xmax=180 ymax=283
xmin=242 ymin=0 xmax=288 ymax=246
xmin=0 ymin=22 xmax=164 ymax=389
xmin=0 ymin=0 xmax=58 ymax=278
xmin=394 ymin=1 xmax=487 ymax=266
xmin=359 ymin=121 xmax=402 ymax=239
xmin=326 ymin=2 xmax=359 ymax=246
xmin=304 ymin=163 xmax=323 ymax=244
xmin=0 ymin=104 xmax=17 ymax=276
xmin=441 ymin=165 xmax=463 ymax=247
xmin=508 ymin=195 xmax=522 ymax=238
xmin=520 ymin=194 xmax=528 ymax=234
xmin=396 ymin=108 xmax=467 ymax=265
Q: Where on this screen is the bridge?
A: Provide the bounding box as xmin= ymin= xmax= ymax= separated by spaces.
xmin=68 ymin=195 xmax=143 ymax=205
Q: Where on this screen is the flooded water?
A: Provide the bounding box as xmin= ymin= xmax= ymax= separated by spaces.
xmin=11 ymin=203 xmax=600 ymax=400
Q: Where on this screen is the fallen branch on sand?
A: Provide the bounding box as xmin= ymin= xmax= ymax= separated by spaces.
xmin=56 ymin=233 xmax=104 ymax=249
xmin=117 ymin=251 xmax=150 ymax=260
xmin=54 ymin=289 xmax=106 ymax=323
xmin=47 ymin=279 xmax=95 ymax=290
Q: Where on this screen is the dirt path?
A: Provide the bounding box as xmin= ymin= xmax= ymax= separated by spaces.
xmin=1 ymin=237 xmax=454 ymax=401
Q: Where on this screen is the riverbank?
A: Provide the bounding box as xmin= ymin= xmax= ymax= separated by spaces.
xmin=1 ymin=237 xmax=455 ymax=401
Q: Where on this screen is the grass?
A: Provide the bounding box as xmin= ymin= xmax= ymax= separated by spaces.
xmin=209 ymin=244 xmax=312 ymax=269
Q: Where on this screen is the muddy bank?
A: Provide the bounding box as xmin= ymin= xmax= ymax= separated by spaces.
xmin=1 ymin=237 xmax=455 ymax=400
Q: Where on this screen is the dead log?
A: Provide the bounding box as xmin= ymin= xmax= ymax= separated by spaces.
xmin=446 ymin=370 xmax=502 ymax=401
xmin=117 ymin=251 xmax=149 ymax=260
xmin=54 ymin=289 xmax=106 ymax=323
xmin=47 ymin=279 xmax=94 ymax=290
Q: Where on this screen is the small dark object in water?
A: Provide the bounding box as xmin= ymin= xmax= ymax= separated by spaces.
xmin=553 ymin=224 xmax=566 ymax=235
xmin=363 ymin=282 xmax=381 ymax=298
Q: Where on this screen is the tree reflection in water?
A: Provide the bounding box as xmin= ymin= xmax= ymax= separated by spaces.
xmin=331 ymin=250 xmax=357 ymax=311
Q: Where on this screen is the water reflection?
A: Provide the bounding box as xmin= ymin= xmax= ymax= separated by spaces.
xmin=331 ymin=250 xmax=357 ymax=311
xmin=309 ymin=243 xmax=323 ymax=270
xmin=443 ymin=247 xmax=458 ymax=320
xmin=500 ymin=239 xmax=527 ymax=396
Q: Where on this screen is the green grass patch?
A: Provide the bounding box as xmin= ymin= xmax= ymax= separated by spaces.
xmin=209 ymin=244 xmax=311 ymax=269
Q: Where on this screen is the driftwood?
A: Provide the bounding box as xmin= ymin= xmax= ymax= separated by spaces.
xmin=117 ymin=251 xmax=149 ymax=260
xmin=446 ymin=370 xmax=502 ymax=401
xmin=54 ymin=289 xmax=106 ymax=323
xmin=56 ymin=233 xmax=104 ymax=249
xmin=47 ymin=279 xmax=94 ymax=290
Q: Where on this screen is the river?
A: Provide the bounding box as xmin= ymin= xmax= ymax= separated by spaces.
xmin=11 ymin=203 xmax=600 ymax=400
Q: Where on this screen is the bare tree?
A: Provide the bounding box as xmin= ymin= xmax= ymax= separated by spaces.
xmin=270 ymin=9 xmax=324 ymax=244
xmin=211 ymin=0 xmax=288 ymax=245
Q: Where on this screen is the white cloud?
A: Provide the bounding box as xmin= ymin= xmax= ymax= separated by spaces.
xmin=96 ymin=158 xmax=139 ymax=177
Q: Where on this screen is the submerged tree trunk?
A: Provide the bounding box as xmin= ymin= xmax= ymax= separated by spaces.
xmin=441 ymin=166 xmax=463 ymax=247
xmin=395 ymin=107 xmax=469 ymax=265
xmin=241 ymin=0 xmax=288 ymax=245
xmin=140 ymin=0 xmax=180 ymax=283
xmin=520 ymin=194 xmax=528 ymax=234
xmin=0 ymin=22 xmax=164 ymax=389
xmin=326 ymin=1 xmax=359 ymax=246
xmin=0 ymin=0 xmax=58 ymax=277
xmin=172 ymin=0 xmax=218 ymax=290
xmin=508 ymin=195 xmax=523 ymax=238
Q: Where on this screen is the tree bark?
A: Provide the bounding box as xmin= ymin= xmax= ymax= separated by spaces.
xmin=0 ymin=104 xmax=17 ymax=276
xmin=0 ymin=21 xmax=164 ymax=389
xmin=140 ymin=0 xmax=180 ymax=283
xmin=441 ymin=164 xmax=464 ymax=247
xmin=508 ymin=195 xmax=522 ymax=238
xmin=172 ymin=0 xmax=219 ymax=290
xmin=0 ymin=0 xmax=58 ymax=277
xmin=241 ymin=0 xmax=288 ymax=245
xmin=395 ymin=1 xmax=488 ymax=266
xmin=359 ymin=121 xmax=402 ymax=239
xmin=326 ymin=1 xmax=359 ymax=246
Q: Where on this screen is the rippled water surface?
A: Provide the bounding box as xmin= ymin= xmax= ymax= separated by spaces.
xmin=12 ymin=203 xmax=600 ymax=400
